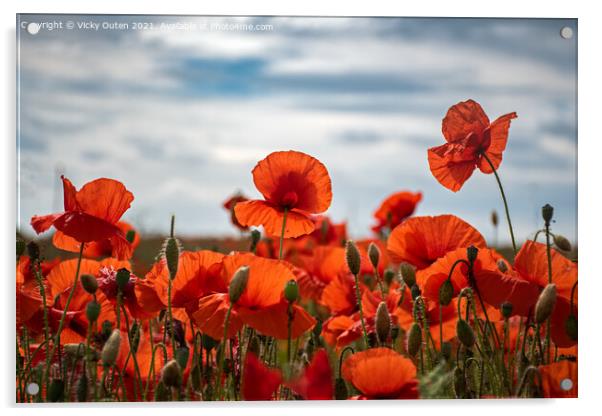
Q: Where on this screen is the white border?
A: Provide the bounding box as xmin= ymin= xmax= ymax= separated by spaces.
xmin=2 ymin=1 xmax=601 ymax=415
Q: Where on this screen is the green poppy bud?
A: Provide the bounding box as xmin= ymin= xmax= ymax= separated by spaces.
xmin=164 ymin=237 xmax=180 ymax=280
xmin=250 ymin=229 xmax=261 ymax=252
xmin=80 ymin=274 xmax=98 ymax=294
xmin=375 ymin=301 xmax=391 ymax=343
xmin=456 ymin=319 xmax=475 ymax=348
xmin=491 ymin=210 xmax=499 ymax=227
xmin=86 ymin=300 xmax=101 ymax=322
xmin=399 ymin=263 xmax=416 ymax=288
xmin=202 ymin=334 xmax=218 ymax=351
xmin=229 ymin=265 xmax=250 ymax=304
xmin=384 ymin=269 xmax=395 ymax=286
xmin=410 ymin=284 xmax=421 ymax=300
xmin=466 ymin=246 xmax=479 ymax=264
xmin=534 ymin=284 xmax=557 ymax=324
xmin=126 ymin=229 xmax=137 ymax=244
xmin=345 ymin=240 xmax=361 ymax=275
xmin=554 ymin=235 xmax=572 ymax=251
xmin=542 ymin=204 xmax=554 ymax=224
xmin=368 ymin=242 xmax=380 ymax=269
xmin=101 ymin=329 xmax=121 ymax=366
xmin=497 ymin=259 xmax=509 ymax=273
xmin=76 ymin=373 xmax=88 ymax=402
xmin=439 ymin=279 xmax=454 ymax=306
xmin=115 ymin=268 xmax=130 ymax=290
xmin=161 ymin=359 xmax=182 ymax=388
xmin=501 ymin=301 xmax=513 ymax=319
xmin=407 ymin=323 xmax=422 ymax=356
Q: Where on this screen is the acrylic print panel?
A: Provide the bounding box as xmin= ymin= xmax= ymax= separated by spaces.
xmin=16 ymin=15 xmax=577 ymax=402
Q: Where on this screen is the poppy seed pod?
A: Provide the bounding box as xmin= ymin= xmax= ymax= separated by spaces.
xmin=80 ymin=274 xmax=98 ymax=294
xmin=154 ymin=381 xmax=170 ymax=401
xmin=175 ymin=347 xmax=190 ymax=370
xmin=497 ymin=259 xmax=508 ymax=273
xmin=229 ymin=265 xmax=250 ymax=304
xmin=284 ymin=279 xmax=299 ymax=303
xmin=250 ymin=229 xmax=261 ymax=251
xmin=125 ymin=229 xmax=137 ymax=244
xmin=115 ymin=268 xmax=130 ymax=290
xmin=491 ymin=210 xmax=499 ymax=227
xmin=16 ymin=239 xmax=26 ymax=257
xmin=554 ymin=235 xmax=572 ymax=251
xmin=161 ymin=359 xmax=182 ymax=388
xmin=76 ymin=373 xmax=88 ymax=402
xmin=407 ymin=322 xmax=422 ymax=356
xmin=534 ymin=283 xmax=557 ymax=324
xmin=86 ymin=300 xmax=101 ymax=322
xmin=542 ymin=204 xmax=554 ymax=224
xmin=375 ymin=301 xmax=391 ymax=343
xmin=565 ymin=314 xmax=578 ymax=341
xmin=26 ymin=241 xmax=40 ymax=262
xmin=101 ymin=329 xmax=121 ymax=366
xmin=500 ymin=301 xmax=513 ymax=319
xmin=164 ymin=237 xmax=180 ymax=280
xmin=335 ymin=378 xmax=348 ymax=400
xmin=399 ymin=263 xmax=416 ymax=288
xmin=456 ymin=319 xmax=475 ymax=348
xmin=439 ymin=279 xmax=454 ymax=306
xmin=368 ymin=242 xmax=380 ymax=269
xmin=202 ymin=334 xmax=218 ymax=351
xmin=345 ymin=240 xmax=361 ymax=275
xmin=466 ymin=246 xmax=478 ymax=264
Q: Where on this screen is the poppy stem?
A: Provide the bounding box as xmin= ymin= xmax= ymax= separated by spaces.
xmin=352 ymin=272 xmax=370 ymax=349
xmin=543 ymin=223 xmax=553 ymax=364
xmin=167 ymin=276 xmax=177 ymax=359
xmin=286 ymin=302 xmax=293 ymax=365
xmin=216 ymin=303 xmax=234 ymax=399
xmin=32 ymin=258 xmax=51 ymax=396
xmin=44 ymin=241 xmax=85 ymax=397
xmin=480 ymin=152 xmax=517 ymax=254
xmin=279 ymin=208 xmax=289 ymax=260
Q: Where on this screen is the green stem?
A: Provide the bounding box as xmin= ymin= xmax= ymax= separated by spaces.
xmin=44 ymin=242 xmax=85 ymax=397
xmin=481 ymin=152 xmax=517 ymax=253
xmin=279 ymin=208 xmax=289 ymax=260
xmin=32 ymin=259 xmax=51 ymax=396
xmin=286 ymin=303 xmax=293 ymax=365
xmin=215 ymin=303 xmax=234 ymax=399
xmin=352 ymin=273 xmax=369 ymax=349
xmin=167 ymin=277 xmax=176 ymax=358
xmin=544 ymin=224 xmax=553 ymax=363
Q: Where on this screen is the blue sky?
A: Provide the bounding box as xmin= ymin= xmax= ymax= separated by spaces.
xmin=17 ymin=16 xmax=577 ymax=244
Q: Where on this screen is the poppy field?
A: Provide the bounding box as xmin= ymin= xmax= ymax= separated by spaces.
xmin=15 ymin=99 xmax=577 ymax=402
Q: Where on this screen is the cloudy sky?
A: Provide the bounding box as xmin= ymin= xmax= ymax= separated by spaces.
xmin=17 ymin=15 xmax=577 ymax=244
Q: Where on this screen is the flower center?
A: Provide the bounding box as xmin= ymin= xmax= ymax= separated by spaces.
xmin=281 ymin=191 xmax=298 ymax=208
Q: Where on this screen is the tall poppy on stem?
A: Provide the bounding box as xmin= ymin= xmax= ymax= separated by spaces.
xmin=372 ymin=191 xmax=422 ymax=236
xmin=427 ymin=100 xmax=518 ymax=251
xmin=234 ymin=150 xmax=332 ymax=259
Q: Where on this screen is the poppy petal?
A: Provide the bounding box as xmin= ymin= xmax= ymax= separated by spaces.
xmin=288 ymin=349 xmax=333 ymax=400
xmin=442 ymin=99 xmax=490 ymax=143
xmin=427 ymin=143 xmax=476 ymax=192
xmin=235 ymin=200 xmax=315 ymax=238
xmin=75 ymin=178 xmax=134 ymax=224
xmin=238 ymin=302 xmax=316 ymax=340
xmin=189 ymin=293 xmax=243 ymax=340
xmin=478 ymin=112 xmax=517 ymax=173
xmin=242 ymin=352 xmax=282 ymax=400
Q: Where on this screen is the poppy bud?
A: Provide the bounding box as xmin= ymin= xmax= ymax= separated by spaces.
xmin=466 ymin=246 xmax=478 ymax=264
xmin=554 ymin=235 xmax=572 ymax=251
xmin=249 ymin=229 xmax=261 ymax=252
xmin=391 ymin=325 xmax=400 ymax=341
xmin=491 ymin=210 xmax=499 ymax=227
xmin=76 ymin=373 xmax=88 ymax=402
xmin=161 ymin=359 xmax=182 ymax=388
xmin=154 ymin=381 xmax=170 ymax=401
xmin=542 ymin=204 xmax=554 ymax=225
xmin=48 ymin=378 xmax=65 ymax=402
xmin=229 ymin=265 xmax=250 ymax=304
xmin=191 ymin=364 xmax=202 ymax=391
xmin=202 ymin=334 xmax=218 ymax=351
xmin=534 ymin=283 xmax=557 ymax=324
xmin=384 ymin=269 xmax=395 ymax=286
xmin=312 ymin=318 xmax=323 ymax=339
xmin=500 ymin=301 xmax=513 ymax=319
xmin=175 ymin=347 xmax=189 ymax=370
xmin=129 ymin=322 xmax=141 ymax=353
xmin=335 ymin=378 xmax=348 ymax=400
xmin=27 ymin=241 xmax=40 ymax=262
xmin=565 ymin=314 xmax=578 ymax=341
xmin=407 ymin=323 xmax=422 ymax=356
xmin=456 ymin=319 xmax=475 ymax=348
xmin=126 ymin=229 xmax=137 ymax=244
xmin=345 ymin=240 xmax=361 ymax=275
xmin=399 ymin=263 xmax=416 ymax=288
xmin=497 ymin=259 xmax=508 ymax=273
xmin=375 ymin=302 xmax=391 ymax=343
xmin=439 ymin=279 xmax=454 ymax=306
xmin=410 ymin=284 xmax=421 ymax=300
xmin=86 ymin=300 xmax=101 ymax=322
xmin=16 ymin=239 xmax=26 ymax=257
xmin=115 ymin=268 xmax=130 ymax=290
xmin=284 ymin=279 xmax=299 ymax=303
xmin=80 ymin=274 xmax=98 ymax=294
xmin=164 ymin=237 xmax=180 ymax=280
xmin=63 ymin=343 xmax=84 ymax=358
xmin=368 ymin=242 xmax=380 ymax=269
xmin=101 ymin=329 xmax=121 ymax=367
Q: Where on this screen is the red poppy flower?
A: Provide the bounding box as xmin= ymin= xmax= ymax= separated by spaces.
xmin=297 ymin=246 xmax=347 ymax=300
xmin=223 ymin=192 xmax=249 ymax=231
xmin=234 ymin=151 xmax=332 ymax=238
xmin=288 ymin=349 xmax=333 ymax=400
xmin=372 ymin=191 xmax=422 ymax=234
xmin=427 ymin=99 xmax=517 ymax=192
xmin=189 ymin=253 xmax=316 ymax=340
xmin=53 ymin=221 xmax=140 ymax=260
xmin=538 ymin=360 xmax=577 ymax=398
xmin=30 ymin=176 xmax=134 ymax=260
xmin=342 ymin=348 xmax=419 ymax=399
xmin=387 ymin=215 xmax=486 ymax=269
xmin=242 ymin=352 xmax=282 ymax=400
